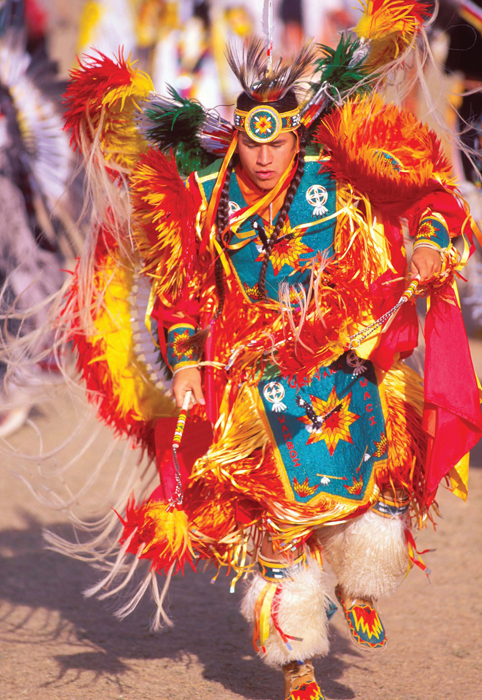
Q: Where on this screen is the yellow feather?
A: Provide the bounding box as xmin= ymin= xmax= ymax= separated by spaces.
xmin=100 ymin=63 xmax=154 ymax=171
xmin=139 ymin=503 xmax=194 ymax=560
xmin=355 ymin=0 xmax=428 ymax=68
xmin=88 ymin=253 xmax=177 ymax=421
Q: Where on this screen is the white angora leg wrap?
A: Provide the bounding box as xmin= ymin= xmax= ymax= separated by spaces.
xmin=240 ymin=557 xmax=331 ymax=667
xmin=319 ymin=510 xmax=410 ymax=600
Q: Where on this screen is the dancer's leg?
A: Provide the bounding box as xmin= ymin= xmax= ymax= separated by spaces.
xmin=319 ymin=491 xmax=411 ymax=649
xmin=241 ymin=535 xmax=331 ymax=699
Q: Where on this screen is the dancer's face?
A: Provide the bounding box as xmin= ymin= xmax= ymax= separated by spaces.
xmin=237 ymin=131 xmax=298 ymax=190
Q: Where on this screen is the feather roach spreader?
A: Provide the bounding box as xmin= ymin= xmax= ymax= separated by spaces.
xmin=44 ymin=0 xmax=482 ymax=697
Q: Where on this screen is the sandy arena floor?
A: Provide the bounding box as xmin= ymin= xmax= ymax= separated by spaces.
xmin=0 ymin=376 xmax=481 ymax=700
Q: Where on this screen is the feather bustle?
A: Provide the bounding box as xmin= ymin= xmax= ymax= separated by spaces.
xmin=63 ymin=50 xmax=153 ymax=171
xmin=61 ymin=227 xmax=177 ymax=458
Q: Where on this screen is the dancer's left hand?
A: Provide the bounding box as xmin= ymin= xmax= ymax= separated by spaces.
xmin=410 ymin=247 xmax=442 ymax=282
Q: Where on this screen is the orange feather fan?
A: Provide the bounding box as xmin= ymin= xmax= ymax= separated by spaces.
xmin=315 ymin=94 xmax=455 ymax=215
xmin=118 ymin=496 xmax=195 ymax=574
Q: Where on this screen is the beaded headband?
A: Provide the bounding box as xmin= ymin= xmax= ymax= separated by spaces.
xmin=233 ymin=105 xmax=301 ymax=143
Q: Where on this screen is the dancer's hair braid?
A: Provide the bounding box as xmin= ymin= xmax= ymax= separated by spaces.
xmin=212 ymin=161 xmax=234 ymax=322
xmin=258 ymin=128 xmax=306 ymax=299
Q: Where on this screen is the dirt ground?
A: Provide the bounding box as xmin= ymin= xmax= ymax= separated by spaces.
xmin=0 ymin=381 xmax=481 ymax=700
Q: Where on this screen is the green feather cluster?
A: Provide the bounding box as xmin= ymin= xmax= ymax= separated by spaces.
xmin=305 ymin=33 xmax=374 ymax=141
xmin=313 ymin=33 xmax=371 ymax=98
xmin=140 ymin=86 xmax=216 ymax=177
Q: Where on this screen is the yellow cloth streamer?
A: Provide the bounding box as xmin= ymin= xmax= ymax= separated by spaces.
xmin=448 ymin=454 xmax=469 ymax=501
xmin=259 ymin=582 xmax=277 ymax=647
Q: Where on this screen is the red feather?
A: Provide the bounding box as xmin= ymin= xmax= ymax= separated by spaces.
xmin=130 ymin=148 xmax=202 ymax=300
xmin=63 ymin=50 xmax=134 ymax=153
xmin=61 ymin=227 xmax=157 ymax=457
xmin=370 ymin=0 xmax=432 ymax=22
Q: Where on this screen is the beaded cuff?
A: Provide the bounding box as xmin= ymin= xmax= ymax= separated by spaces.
xmin=414 ymin=212 xmax=450 ymax=251
xmin=166 ymin=323 xmax=199 ymax=372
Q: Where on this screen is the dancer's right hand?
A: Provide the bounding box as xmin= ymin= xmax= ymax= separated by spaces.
xmin=172 ymin=367 xmax=205 ymax=409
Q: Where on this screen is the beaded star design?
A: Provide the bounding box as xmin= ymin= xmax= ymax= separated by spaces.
xmin=298 ymin=387 xmax=359 ymax=455
xmin=255 ymin=220 xmax=312 ymax=276
xmin=171 ymin=330 xmax=195 ymax=362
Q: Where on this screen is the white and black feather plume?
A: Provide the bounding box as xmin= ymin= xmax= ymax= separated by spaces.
xmin=226 ymin=36 xmax=318 ymax=104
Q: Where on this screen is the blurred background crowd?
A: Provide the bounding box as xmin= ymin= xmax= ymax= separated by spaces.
xmin=1 ymin=0 xmax=482 ymax=437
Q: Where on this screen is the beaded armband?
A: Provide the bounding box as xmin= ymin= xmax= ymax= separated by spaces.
xmin=166 ymin=323 xmax=199 ymax=372
xmin=413 ymin=211 xmax=450 ymax=251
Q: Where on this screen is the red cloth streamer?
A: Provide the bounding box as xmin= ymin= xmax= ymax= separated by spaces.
xmin=152 ymin=417 xmax=213 ymax=502
xmin=405 ymin=529 xmax=432 ymax=576
xmin=423 ymin=286 xmax=482 ymax=501
xmin=369 ymin=217 xmax=419 ymax=370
